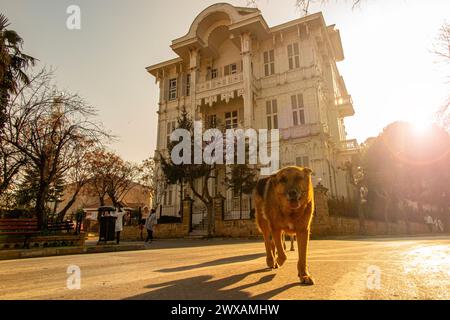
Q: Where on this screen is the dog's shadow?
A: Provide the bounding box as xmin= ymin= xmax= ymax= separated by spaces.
xmin=125 ymin=267 xmax=301 ymax=300
xmin=155 ymin=253 xmax=266 ymax=273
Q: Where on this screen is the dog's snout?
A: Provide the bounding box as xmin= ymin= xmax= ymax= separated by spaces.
xmin=287 ymin=189 xmax=299 ymax=200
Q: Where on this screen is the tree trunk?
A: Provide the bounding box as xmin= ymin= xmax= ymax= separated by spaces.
xmin=206 ymin=202 xmax=214 ymax=237
xmin=35 ymin=181 xmax=49 ymax=231
xmin=383 ymin=195 xmax=390 ymax=234
xmin=57 ymin=186 xmax=83 ymax=221
xmin=99 ymin=196 xmax=105 ymax=206
xmin=179 ymin=179 xmax=183 ymax=216
xmin=239 ymin=192 xmax=243 ymax=220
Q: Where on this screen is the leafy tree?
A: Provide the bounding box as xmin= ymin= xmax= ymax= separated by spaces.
xmin=225 ymin=164 xmax=257 ymax=219
xmin=159 ymin=107 xmax=218 ymax=237
xmin=0 ymin=14 xmax=36 ymax=132
xmin=362 ymin=122 xmax=450 ymax=230
xmin=139 ymin=157 xmax=156 ymax=203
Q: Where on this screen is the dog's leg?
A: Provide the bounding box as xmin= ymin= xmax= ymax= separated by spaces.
xmin=260 ymin=219 xmax=277 ymax=269
xmin=283 ymin=233 xmax=287 ymax=251
xmin=296 ymin=229 xmax=314 ymax=285
xmin=273 ymin=229 xmax=287 ymax=267
xmin=290 ymin=235 xmax=295 ymax=252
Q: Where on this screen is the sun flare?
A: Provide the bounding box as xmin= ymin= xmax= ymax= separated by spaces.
xmin=408 ymin=112 xmax=433 ymax=134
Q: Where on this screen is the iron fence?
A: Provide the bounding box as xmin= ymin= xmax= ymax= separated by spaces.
xmin=224 ymin=196 xmax=253 ymax=220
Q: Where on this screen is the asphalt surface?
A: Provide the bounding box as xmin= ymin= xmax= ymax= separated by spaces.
xmin=0 ymin=235 xmax=449 ymax=300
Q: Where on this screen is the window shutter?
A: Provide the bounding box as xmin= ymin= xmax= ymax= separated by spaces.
xmin=163 ymin=78 xmax=169 ymax=102
xmin=294 ymin=43 xmax=299 ymax=55
xmin=303 ymin=156 xmax=310 ymax=167
xmin=291 ymin=95 xmax=297 ymax=109
xmin=298 ymin=94 xmax=304 ymax=108
xmin=224 ymin=65 xmax=230 ymax=76
xmin=181 ymin=74 xmax=187 ymax=97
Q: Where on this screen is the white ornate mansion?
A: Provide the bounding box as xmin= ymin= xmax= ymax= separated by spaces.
xmin=147 ymin=3 xmax=358 ymax=221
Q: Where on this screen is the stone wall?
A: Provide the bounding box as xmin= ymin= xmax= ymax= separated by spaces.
xmin=121 ymin=223 xmax=185 ymax=241
xmin=311 ymin=216 xmax=430 ymax=238
xmin=121 ymin=225 xmax=145 ymax=241
xmin=154 ymin=223 xmax=185 ymax=239
xmin=121 ymin=185 xmax=431 ymax=240
xmin=214 ymin=219 xmax=260 ymax=238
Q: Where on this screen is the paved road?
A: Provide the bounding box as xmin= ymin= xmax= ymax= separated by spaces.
xmin=0 ymin=235 xmax=449 ymax=300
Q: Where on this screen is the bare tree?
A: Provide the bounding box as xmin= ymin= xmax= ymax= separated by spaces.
xmin=0 ymin=137 xmax=25 ymax=198
xmin=139 ymin=157 xmax=156 ymax=201
xmin=55 ymin=144 xmax=95 ymax=221
xmin=433 ymin=23 xmax=450 ymax=131
xmin=434 ymin=23 xmax=450 ymax=62
xmin=2 ymin=69 xmax=110 ymax=229
xmin=246 ymin=0 xmax=362 ymax=15
xmin=87 ymin=148 xmax=140 ymax=208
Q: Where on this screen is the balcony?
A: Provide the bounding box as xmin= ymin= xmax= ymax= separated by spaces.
xmin=335 ymin=95 xmax=355 ymax=117
xmin=257 ymin=64 xmax=322 ymax=88
xmin=195 ymin=73 xmax=244 ymax=107
xmin=280 ymin=123 xmax=328 ymax=140
xmin=196 ymin=73 xmax=243 ymax=94
xmin=339 ymin=139 xmax=360 ymax=155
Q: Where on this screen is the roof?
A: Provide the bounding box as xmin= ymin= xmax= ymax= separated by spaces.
xmin=146 ymin=4 xmax=343 ymax=76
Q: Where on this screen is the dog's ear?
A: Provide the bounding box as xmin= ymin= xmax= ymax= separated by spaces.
xmin=303 ymin=167 xmax=313 ymax=176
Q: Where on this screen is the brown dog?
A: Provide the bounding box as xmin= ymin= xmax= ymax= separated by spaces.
xmin=254 ymin=166 xmax=314 ymax=285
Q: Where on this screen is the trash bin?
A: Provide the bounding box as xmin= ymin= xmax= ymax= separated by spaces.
xmin=98 ymin=216 xmax=117 ymax=243
xmin=97 ymin=206 xmax=117 ymax=244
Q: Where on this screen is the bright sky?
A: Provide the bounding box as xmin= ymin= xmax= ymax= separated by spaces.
xmin=2 ymin=0 xmax=449 ymax=163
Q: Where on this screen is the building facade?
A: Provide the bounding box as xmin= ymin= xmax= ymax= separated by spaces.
xmin=147 ymin=3 xmax=358 ymax=222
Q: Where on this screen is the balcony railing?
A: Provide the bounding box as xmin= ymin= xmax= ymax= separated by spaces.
xmin=196 ymin=73 xmax=244 ymax=93
xmin=335 ymin=95 xmax=355 ymax=117
xmin=280 ymin=123 xmax=328 ymax=140
xmin=340 ymin=139 xmax=359 ymax=151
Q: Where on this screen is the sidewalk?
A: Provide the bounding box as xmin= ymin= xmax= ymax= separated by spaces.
xmin=0 ymin=239 xmax=148 ymax=261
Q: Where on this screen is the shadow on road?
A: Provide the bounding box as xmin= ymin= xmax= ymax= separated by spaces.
xmin=316 ymin=234 xmax=450 ymax=242
xmin=155 ymin=253 xmax=266 ymax=273
xmin=125 ymin=268 xmax=300 ymax=300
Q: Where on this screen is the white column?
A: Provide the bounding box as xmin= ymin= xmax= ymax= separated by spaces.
xmin=241 ymin=32 xmax=253 ymax=129
xmin=189 ymin=48 xmax=201 ymax=121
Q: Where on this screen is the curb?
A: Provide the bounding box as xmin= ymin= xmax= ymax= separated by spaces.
xmin=0 ymin=243 xmax=147 ymax=261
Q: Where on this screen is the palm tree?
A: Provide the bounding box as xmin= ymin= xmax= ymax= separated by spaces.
xmin=0 ymin=13 xmax=36 ymax=132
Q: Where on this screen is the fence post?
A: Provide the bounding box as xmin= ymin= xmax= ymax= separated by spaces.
xmin=214 ymin=194 xmax=225 ymax=233
xmin=313 ymin=183 xmax=330 ymax=235
xmin=182 ymin=196 xmax=193 ymax=235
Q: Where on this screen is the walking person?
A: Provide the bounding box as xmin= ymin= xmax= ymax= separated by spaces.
xmin=139 ymin=207 xmax=148 ymax=241
xmin=113 ymin=205 xmax=126 ymax=244
xmin=145 ymin=208 xmax=157 ymax=244
xmin=424 ymin=215 xmax=434 ymax=233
